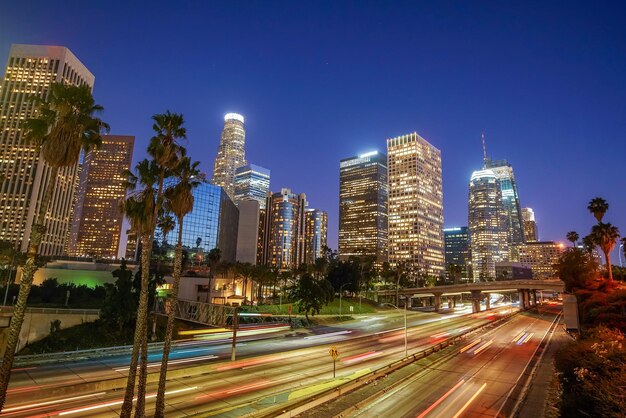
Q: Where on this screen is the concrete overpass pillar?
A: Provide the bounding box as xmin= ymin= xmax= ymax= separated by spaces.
xmin=433 ymin=293 xmax=442 ymax=312
xmin=406 ymin=297 xmax=412 ymax=309
xmin=447 ymin=296 xmax=453 ymax=309
xmin=531 ymin=290 xmax=537 ymax=306
xmin=518 ymin=289 xmax=526 ymax=309
xmin=471 ymin=290 xmax=482 ymax=313
xmin=485 ymin=293 xmax=490 ymax=310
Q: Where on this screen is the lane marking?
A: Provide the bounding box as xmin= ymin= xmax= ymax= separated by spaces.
xmin=416 ymin=379 xmax=465 ymax=418
xmin=451 ymin=382 xmax=487 ymax=418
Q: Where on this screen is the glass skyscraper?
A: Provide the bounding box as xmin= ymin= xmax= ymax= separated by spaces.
xmin=261 ymin=188 xmax=307 ymax=269
xmin=338 ymin=151 xmax=388 ymax=264
xmin=234 ymin=164 xmax=270 ymax=209
xmin=164 ymin=182 xmax=239 ymax=262
xmin=212 ymin=113 xmax=246 ymax=200
xmin=484 ymin=159 xmax=525 ymax=245
xmin=67 ymin=135 xmax=134 ymax=258
xmin=444 ymin=227 xmax=470 ymax=278
xmin=387 ymin=133 xmax=444 ymax=277
xmin=468 ymin=169 xmax=509 ymax=281
xmin=305 ymin=209 xmax=328 ymax=264
xmin=521 ymin=207 xmax=538 ymax=242
xmin=0 ymin=44 xmax=94 ymax=256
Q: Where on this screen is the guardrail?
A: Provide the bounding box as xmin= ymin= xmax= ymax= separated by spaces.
xmin=0 ymin=307 xmax=100 ymax=315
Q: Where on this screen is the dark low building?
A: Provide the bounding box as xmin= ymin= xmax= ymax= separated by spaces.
xmin=495 ymin=262 xmax=533 ymax=280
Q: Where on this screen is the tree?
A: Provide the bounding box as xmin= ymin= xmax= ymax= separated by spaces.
xmin=101 ymin=259 xmax=137 ymax=331
xmin=582 ymin=234 xmax=596 ymax=255
xmin=122 ymin=111 xmax=185 ymax=418
xmin=154 ymin=156 xmax=200 ymax=417
xmin=0 ymin=83 xmax=108 ymax=409
xmin=555 ymin=248 xmax=598 ymax=291
xmin=590 ymin=222 xmax=620 ymax=283
xmin=289 ymin=274 xmax=334 ymax=320
xmin=587 ymin=197 xmax=609 ymax=223
xmin=566 ymin=231 xmax=579 ymax=247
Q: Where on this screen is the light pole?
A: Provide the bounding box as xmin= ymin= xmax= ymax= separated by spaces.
xmin=339 ymin=283 xmax=349 ymax=321
xmin=619 ymin=242 xmax=624 ymax=268
xmin=382 ymin=302 xmax=407 ymax=358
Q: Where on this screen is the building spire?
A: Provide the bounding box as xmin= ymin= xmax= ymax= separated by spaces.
xmin=481 ymin=131 xmax=487 ymax=167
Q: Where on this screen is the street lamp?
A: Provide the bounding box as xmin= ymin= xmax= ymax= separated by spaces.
xmin=339 ymin=283 xmax=349 ymax=321
xmin=382 ymin=302 xmax=407 ymax=358
xmin=619 ymin=242 xmax=624 ymax=268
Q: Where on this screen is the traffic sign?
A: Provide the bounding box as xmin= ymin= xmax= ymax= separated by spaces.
xmin=329 ymin=346 xmax=339 ymax=359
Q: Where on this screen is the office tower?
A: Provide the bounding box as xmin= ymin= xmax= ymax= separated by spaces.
xmin=261 ymin=188 xmax=307 ymax=269
xmin=387 ymin=133 xmax=444 ymax=277
xmin=521 ymin=207 xmax=538 ymax=242
xmin=484 ymin=159 xmax=525 ymax=244
xmin=510 ymin=241 xmax=565 ymax=279
xmin=468 ymin=169 xmax=509 ymax=280
xmin=444 ymin=227 xmax=471 ymax=279
xmin=305 ymin=209 xmax=328 ymax=264
xmin=236 ymin=199 xmax=260 ymax=264
xmin=212 ymin=113 xmax=246 ymax=199
xmin=234 ymin=164 xmax=270 ymax=209
xmin=67 ymin=135 xmax=134 ymax=258
xmin=338 ymin=151 xmax=388 ymax=264
xmin=164 ymin=182 xmax=239 ymax=262
xmin=0 ymin=44 xmax=94 ymax=256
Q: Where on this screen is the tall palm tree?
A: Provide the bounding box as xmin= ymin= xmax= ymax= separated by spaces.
xmin=119 ymin=159 xmax=158 ymax=417
xmin=206 ymin=248 xmax=222 ymax=303
xmin=0 ymin=83 xmax=108 ymax=409
xmin=566 ymin=231 xmax=579 ymax=247
xmin=121 ymin=111 xmax=185 ymax=418
xmin=590 ymin=222 xmax=620 ymax=283
xmin=582 ymin=235 xmax=596 ymax=254
xmin=588 ymin=197 xmax=609 ymax=223
xmin=154 ymin=157 xmax=200 ymax=417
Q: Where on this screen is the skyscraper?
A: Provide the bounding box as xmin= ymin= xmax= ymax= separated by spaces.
xmin=236 ymin=199 xmax=260 ymax=264
xmin=444 ymin=227 xmax=471 ymax=278
xmin=261 ymin=188 xmax=307 ymax=269
xmin=521 ymin=207 xmax=538 ymax=242
xmin=484 ymin=158 xmax=525 ymax=245
xmin=510 ymin=241 xmax=564 ymax=279
xmin=387 ymin=133 xmax=444 ymax=277
xmin=67 ymin=135 xmax=134 ymax=258
xmin=338 ymin=151 xmax=388 ymax=264
xmin=305 ymin=209 xmax=328 ymax=264
xmin=164 ymin=182 xmax=239 ymax=262
xmin=212 ymin=113 xmax=246 ymax=199
xmin=0 ymin=44 xmax=94 ymax=256
xmin=468 ymin=169 xmax=509 ymax=280
xmin=234 ymin=164 xmax=270 ymax=209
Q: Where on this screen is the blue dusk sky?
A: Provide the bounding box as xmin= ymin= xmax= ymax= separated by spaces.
xmin=2 ymin=1 xmax=625 ymax=260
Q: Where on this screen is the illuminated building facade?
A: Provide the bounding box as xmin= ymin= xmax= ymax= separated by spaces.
xmin=0 ymin=44 xmax=94 ymax=256
xmin=261 ymin=188 xmax=307 ymax=269
xmin=212 ymin=113 xmax=246 ymax=199
xmin=124 ymin=230 xmax=138 ymax=262
xmin=484 ymin=159 xmax=525 ymax=245
xmin=468 ymin=169 xmax=509 ymax=281
xmin=67 ymin=135 xmax=134 ymax=258
xmin=387 ymin=133 xmax=444 ymax=277
xmin=521 ymin=207 xmax=538 ymax=242
xmin=164 ymin=182 xmax=239 ymax=262
xmin=510 ymin=241 xmax=565 ymax=279
xmin=444 ymin=227 xmax=470 ymax=278
xmin=234 ymin=164 xmax=270 ymax=209
xmin=338 ymin=151 xmax=387 ymax=264
xmin=305 ymin=209 xmax=328 ymax=264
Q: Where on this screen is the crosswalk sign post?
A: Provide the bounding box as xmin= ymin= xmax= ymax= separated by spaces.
xmin=329 ymin=346 xmax=339 ymax=378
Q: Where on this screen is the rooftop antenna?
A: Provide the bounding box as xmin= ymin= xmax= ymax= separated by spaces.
xmin=481 ymin=131 xmax=488 ymax=167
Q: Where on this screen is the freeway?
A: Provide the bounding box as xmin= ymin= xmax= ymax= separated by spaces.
xmin=1 ymin=303 xmax=517 ymax=417
xmin=344 ymin=303 xmax=561 ymax=418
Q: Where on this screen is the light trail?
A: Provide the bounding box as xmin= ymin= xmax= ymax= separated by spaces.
xmin=114 ymin=354 xmax=217 ymax=372
xmin=459 ymin=339 xmax=482 ymax=353
xmin=473 ymin=340 xmax=493 ymax=355
xmin=416 ymin=379 xmax=465 ymax=418
xmin=451 ymin=382 xmax=487 ymax=418
xmin=2 ymin=392 xmax=106 ymax=413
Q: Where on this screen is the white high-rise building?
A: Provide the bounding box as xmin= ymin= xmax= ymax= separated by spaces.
xmin=387 ymin=133 xmax=444 ymax=277
xmin=521 ymin=207 xmax=538 ymax=242
xmin=0 ymin=44 xmax=95 ymax=256
xmin=212 ymin=113 xmax=246 ymax=199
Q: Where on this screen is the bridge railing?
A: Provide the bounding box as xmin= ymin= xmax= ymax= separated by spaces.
xmin=154 ymin=298 xmax=235 ymax=327
xmin=0 ymin=306 xmax=100 ymax=315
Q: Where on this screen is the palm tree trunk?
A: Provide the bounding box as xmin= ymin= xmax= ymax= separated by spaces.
xmin=0 ymin=165 xmax=58 ymax=410
xmin=606 ymin=252 xmax=613 ymax=283
xmin=120 ymin=233 xmax=151 ymax=418
xmin=154 ymin=219 xmax=184 ymax=417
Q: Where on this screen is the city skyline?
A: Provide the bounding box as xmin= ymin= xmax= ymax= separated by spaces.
xmin=2 ymin=2 xmax=625 ymax=259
